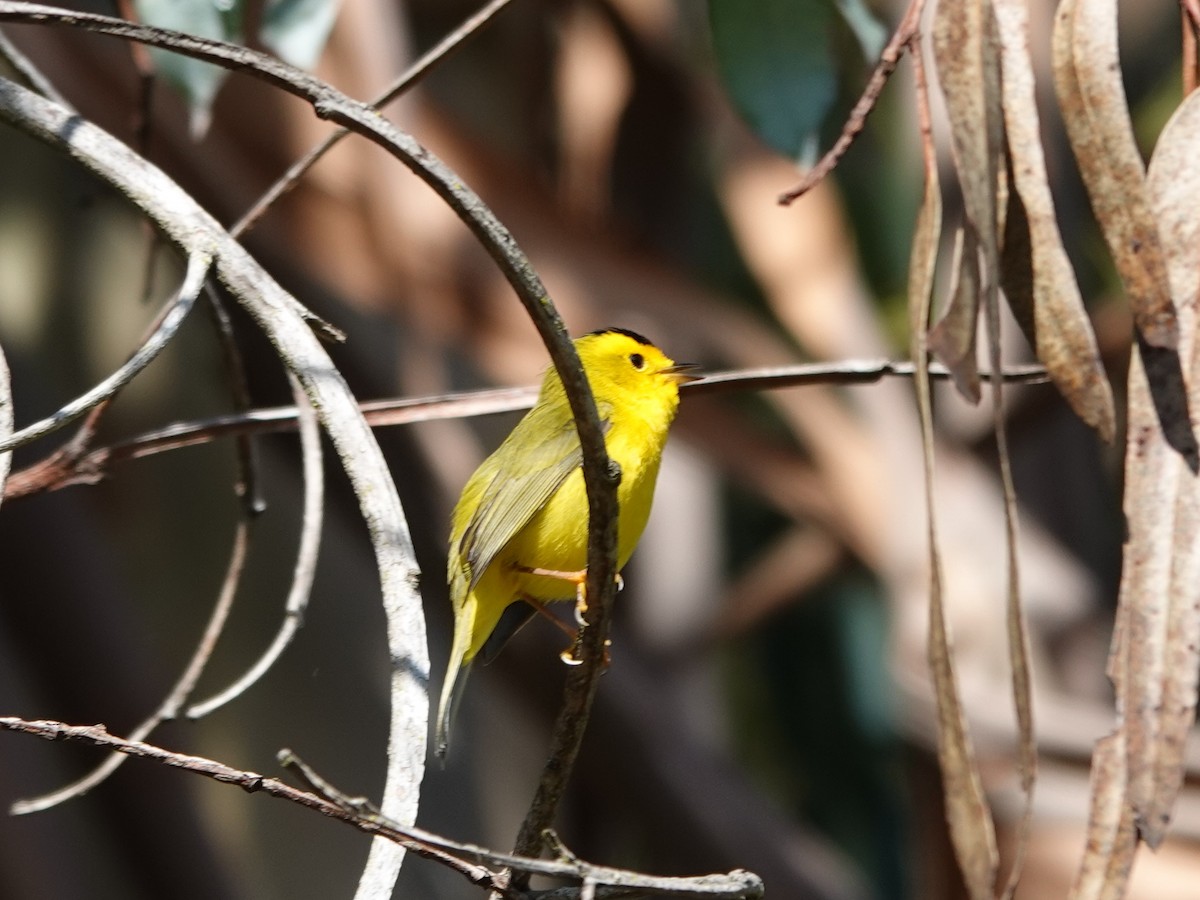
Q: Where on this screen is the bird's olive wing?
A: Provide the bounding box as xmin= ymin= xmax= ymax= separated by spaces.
xmin=458 ymin=401 xmax=611 ymax=594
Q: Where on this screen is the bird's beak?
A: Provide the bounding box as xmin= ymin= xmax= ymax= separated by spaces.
xmin=661 ymin=363 xmax=703 ymax=384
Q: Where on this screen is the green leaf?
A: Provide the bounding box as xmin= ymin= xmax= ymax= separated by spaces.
xmin=832 ymin=0 xmax=887 ymax=59
xmin=708 ymin=0 xmax=884 ymax=164
xmin=261 ymin=0 xmax=342 ymax=71
xmin=134 ymin=0 xmax=244 ymax=137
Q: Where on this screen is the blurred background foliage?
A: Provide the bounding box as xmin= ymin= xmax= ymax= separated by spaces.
xmin=0 ymin=1 xmax=1197 ymax=898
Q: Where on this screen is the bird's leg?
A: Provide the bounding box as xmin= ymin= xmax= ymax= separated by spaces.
xmin=520 ymin=595 xmax=578 ymax=642
xmin=515 ymin=566 xmax=620 ymax=667
xmin=514 ymin=566 xmax=624 ymax=626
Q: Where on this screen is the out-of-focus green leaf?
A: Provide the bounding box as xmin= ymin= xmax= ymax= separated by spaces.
xmin=831 ymin=0 xmax=887 ymax=60
xmin=134 ymin=0 xmax=243 ymax=137
xmin=709 ymin=0 xmax=838 ymax=164
xmin=262 ymin=0 xmax=342 ymax=71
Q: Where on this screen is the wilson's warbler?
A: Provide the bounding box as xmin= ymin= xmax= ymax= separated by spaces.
xmin=436 ymin=328 xmax=697 ymax=758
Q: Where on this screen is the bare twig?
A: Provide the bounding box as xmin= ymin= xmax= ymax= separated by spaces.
xmin=0 ymin=26 xmax=69 ymax=106
xmin=10 ymin=294 xmax=283 ymax=809
xmin=203 ymin=282 xmax=267 ymax=515
xmin=0 ymin=718 xmax=765 ymax=900
xmin=185 ymin=374 xmax=324 ymax=720
xmin=777 ymin=0 xmax=927 ymax=205
xmin=231 ymin=0 xmax=519 ymax=239
xmin=0 ymin=250 xmax=210 ymax=454
xmin=2 ymin=361 xmax=1049 ymax=501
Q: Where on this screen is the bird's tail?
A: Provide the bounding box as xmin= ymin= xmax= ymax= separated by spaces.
xmin=435 ymin=597 xmax=476 ymax=762
xmin=435 ymin=656 xmax=470 ymax=762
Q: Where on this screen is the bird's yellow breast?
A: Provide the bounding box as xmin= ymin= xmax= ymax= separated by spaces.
xmin=503 ymin=434 xmax=663 ymax=599
xmin=463 ymin=415 xmax=668 ymax=659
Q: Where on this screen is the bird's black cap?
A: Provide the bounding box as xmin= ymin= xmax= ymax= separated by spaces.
xmin=586 ymin=327 xmax=653 ymax=346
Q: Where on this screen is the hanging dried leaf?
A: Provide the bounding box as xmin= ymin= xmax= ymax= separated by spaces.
xmin=929 ymin=228 xmax=982 ymax=404
xmin=1052 ymin=0 xmax=1178 ymax=350
xmin=932 ymin=0 xmax=1002 ymax=264
xmin=908 ymin=76 xmax=998 ymax=897
xmin=993 ymin=0 xmax=1115 ymax=441
xmin=1069 ymin=733 xmax=1139 ymax=900
xmin=1113 ymin=89 xmax=1200 ymax=852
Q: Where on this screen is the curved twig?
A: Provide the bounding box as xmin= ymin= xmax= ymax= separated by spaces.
xmin=186 ymin=372 xmax=324 ymax=719
xmin=0 ymin=249 xmax=209 ymax=454
xmin=0 ymin=25 xmax=69 ymax=107
xmin=203 ymin=282 xmax=267 ymax=516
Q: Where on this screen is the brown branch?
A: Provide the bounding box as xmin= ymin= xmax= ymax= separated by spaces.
xmin=0 ymin=250 xmax=209 ymax=455
xmin=777 ymin=0 xmax=927 ymax=205
xmin=3 ymin=361 xmax=1050 ymax=501
xmin=0 ymin=718 xmax=765 ymax=900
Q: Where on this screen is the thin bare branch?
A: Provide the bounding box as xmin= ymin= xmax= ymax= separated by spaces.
xmin=186 ymin=374 xmax=324 ymax=720
xmin=0 ymin=249 xmax=209 ymax=454
xmin=231 ymin=0 xmax=519 ymax=239
xmin=777 ymin=0 xmax=926 ymax=205
xmin=0 ymin=718 xmax=765 ymax=900
xmin=0 ymin=26 xmax=69 ymax=106
xmin=203 ymin=282 xmax=267 ymax=515
xmin=2 ymin=362 xmax=1049 ymax=501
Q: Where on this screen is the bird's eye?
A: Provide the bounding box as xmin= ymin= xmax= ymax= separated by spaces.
xmin=629 ymin=353 xmax=645 ymax=370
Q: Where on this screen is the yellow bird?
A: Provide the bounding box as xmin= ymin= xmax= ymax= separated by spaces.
xmin=436 ymin=328 xmax=697 ymax=759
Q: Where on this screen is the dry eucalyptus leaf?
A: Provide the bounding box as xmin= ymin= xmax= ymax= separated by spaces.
xmin=1069 ymin=733 xmax=1139 ymax=900
xmin=932 ymin=0 xmax=1003 ymax=266
xmin=909 ymin=128 xmax=999 ymax=900
xmin=1052 ymin=0 xmax=1177 ymax=350
xmin=928 ymin=227 xmax=982 ymax=404
xmin=1114 ymin=88 xmax=1200 ymax=852
xmin=994 ymin=0 xmax=1115 ymax=441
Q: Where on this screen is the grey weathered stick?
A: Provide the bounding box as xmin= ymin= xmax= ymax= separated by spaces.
xmin=0 ymin=249 xmax=209 ymax=454
xmin=11 ymin=522 xmax=251 ymax=815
